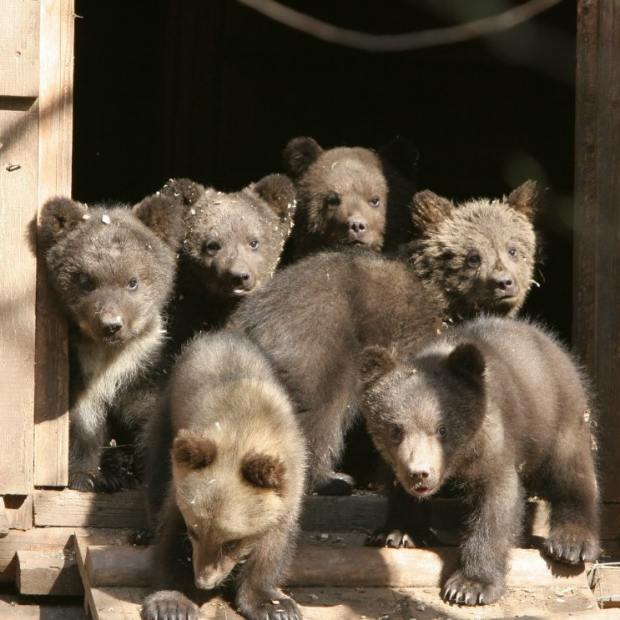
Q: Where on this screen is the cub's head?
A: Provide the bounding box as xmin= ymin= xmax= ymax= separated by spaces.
xmin=359 ymin=344 xmax=486 ymax=497
xmin=39 ymin=195 xmax=182 ymax=345
xmin=410 ymin=181 xmax=539 ymax=319
xmin=171 ymin=429 xmax=289 ymax=590
xmin=163 ymin=174 xmax=295 ymax=298
xmin=284 ymin=136 xmax=388 ymax=251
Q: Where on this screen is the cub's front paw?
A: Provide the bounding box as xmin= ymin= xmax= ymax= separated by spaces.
xmin=543 ymin=525 xmax=600 ymax=564
xmin=367 ymin=526 xmax=439 ymax=548
xmin=314 ymin=472 xmax=355 ymax=496
xmin=69 ymin=471 xmax=99 ymax=492
xmin=238 ymin=593 xmax=301 ymax=620
xmin=442 ymin=570 xmax=504 ymax=606
xmin=141 ymin=590 xmax=200 ymax=620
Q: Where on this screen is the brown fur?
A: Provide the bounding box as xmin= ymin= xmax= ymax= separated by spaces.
xmin=172 ymin=432 xmax=218 ymax=470
xmin=161 ymin=175 xmax=296 ymax=348
xmin=229 ymin=183 xmax=539 ymax=494
xmin=242 ymin=453 xmax=286 ymax=491
xmin=360 ymin=317 xmax=600 ymax=606
xmin=410 ymin=181 xmax=539 ymax=319
xmin=282 ymin=137 xmax=388 ymax=259
xmin=39 ymin=195 xmax=182 ymax=491
xmin=142 ymin=332 xmax=306 ymax=620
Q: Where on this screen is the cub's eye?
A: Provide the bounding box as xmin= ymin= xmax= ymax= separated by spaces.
xmin=187 ymin=527 xmax=199 ymax=541
xmin=128 ymin=277 xmax=138 ymax=291
xmin=78 ymin=274 xmax=96 ymax=293
xmin=222 ymin=539 xmax=240 ymax=554
xmin=389 ymin=425 xmax=404 ymax=445
xmin=466 ymin=251 xmax=481 ymax=267
xmin=507 ymin=246 xmax=518 ymax=258
xmin=437 ymin=425 xmax=447 ymax=439
xmin=369 ymin=195 xmax=381 ymax=207
xmin=325 ymin=192 xmax=341 ymax=207
xmin=202 ymin=240 xmax=221 ymax=255
xmin=249 ymin=239 xmax=259 ymax=250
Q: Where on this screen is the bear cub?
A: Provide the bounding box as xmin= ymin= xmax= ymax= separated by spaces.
xmin=161 ymin=174 xmax=295 ymax=345
xmin=142 ymin=332 xmax=306 ymax=620
xmin=230 ymin=182 xmax=539 ymax=495
xmin=360 ymin=316 xmax=600 ymax=606
xmin=39 ymin=194 xmax=182 ymax=491
xmin=282 ymin=136 xmax=389 ymax=260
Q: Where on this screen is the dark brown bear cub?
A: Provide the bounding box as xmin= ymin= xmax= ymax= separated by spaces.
xmin=359 ymin=316 xmax=600 ymax=606
xmin=39 ymin=195 xmax=182 ymax=491
xmin=160 ymin=174 xmax=295 ymax=345
xmin=142 ymin=332 xmax=306 ymax=620
xmin=230 ymin=182 xmax=538 ymax=495
xmin=282 ymin=136 xmax=389 ymax=259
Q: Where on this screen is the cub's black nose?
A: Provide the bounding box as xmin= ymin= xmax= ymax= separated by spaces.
xmin=349 ymin=219 xmax=367 ymax=234
xmin=493 ymin=273 xmax=516 ymax=297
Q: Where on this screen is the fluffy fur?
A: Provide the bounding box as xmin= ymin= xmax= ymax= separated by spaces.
xmin=410 ymin=181 xmax=538 ymax=319
xmin=142 ymin=332 xmax=306 ymax=620
xmin=39 ymin=195 xmax=182 ymax=491
xmin=160 ymin=175 xmax=296 ymax=346
xmin=229 ymin=183 xmax=538 ymax=494
xmin=282 ymin=137 xmax=389 ymax=259
xmin=360 ymin=317 xmax=600 ymax=605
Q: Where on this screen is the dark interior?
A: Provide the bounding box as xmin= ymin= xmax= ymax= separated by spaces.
xmin=73 ymin=0 xmax=576 ymax=340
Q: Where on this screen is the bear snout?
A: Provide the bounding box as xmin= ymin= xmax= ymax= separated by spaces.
xmin=491 ymin=271 xmax=517 ymax=299
xmin=99 ymin=312 xmax=125 ymax=341
xmin=227 ymin=268 xmax=255 ymax=295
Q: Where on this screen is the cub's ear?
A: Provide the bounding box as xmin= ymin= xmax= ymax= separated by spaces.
xmin=379 ymin=136 xmax=420 ymax=182
xmin=506 ymin=180 xmax=538 ymax=220
xmin=410 ymin=190 xmax=454 ymax=235
xmin=160 ymin=177 xmax=205 ymax=207
xmin=252 ymin=173 xmax=296 ymax=224
xmin=133 ymin=194 xmax=185 ymax=250
xmin=241 ymin=452 xmax=286 ymax=492
xmin=172 ymin=430 xmax=217 ymax=470
xmin=38 ymin=197 xmax=88 ymax=247
xmin=446 ymin=343 xmax=485 ymax=389
xmin=359 ymin=346 xmax=397 ymax=389
xmin=283 ymin=136 xmax=323 ymax=179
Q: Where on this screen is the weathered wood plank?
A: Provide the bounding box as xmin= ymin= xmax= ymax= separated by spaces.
xmin=0 ymin=498 xmax=8 ymax=537
xmin=0 ymin=102 xmax=38 ymax=495
xmin=85 ymin=584 xmax=603 ymax=620
xmin=0 ymin=0 xmax=39 ymax=98
xmin=0 ymin=526 xmax=135 ymax=582
xmin=34 ymin=0 xmax=75 ymax=489
xmin=16 ymin=548 xmax=81 ymax=595
xmin=0 ymin=598 xmax=83 ymax=620
xmin=574 ymin=0 xmax=620 ymax=502
xmin=3 ymin=494 xmax=32 ymax=531
xmin=34 ymin=489 xmax=147 ymax=528
xmin=83 ymin=543 xmax=587 ymax=590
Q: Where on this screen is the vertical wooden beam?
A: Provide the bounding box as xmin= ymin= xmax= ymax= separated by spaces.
xmin=574 ymin=0 xmax=620 ymax=502
xmin=0 ymin=1 xmax=40 ymax=496
xmin=34 ymin=0 xmax=74 ymax=487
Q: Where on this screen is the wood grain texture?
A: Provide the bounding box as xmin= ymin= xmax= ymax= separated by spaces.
xmin=0 ymin=101 xmax=38 ymax=495
xmin=34 ymin=0 xmax=75 ymax=488
xmin=574 ymin=1 xmax=620 ymax=504
xmin=16 ymin=548 xmax=81 ymax=595
xmin=4 ymin=494 xmax=33 ymax=530
xmin=0 ymin=0 xmax=39 ymax=98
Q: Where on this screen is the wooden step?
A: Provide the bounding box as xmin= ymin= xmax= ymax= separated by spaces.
xmin=73 ymin=534 xmax=603 ymax=620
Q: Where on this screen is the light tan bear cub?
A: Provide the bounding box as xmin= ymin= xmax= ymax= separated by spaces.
xmin=142 ymin=332 xmax=306 ymax=620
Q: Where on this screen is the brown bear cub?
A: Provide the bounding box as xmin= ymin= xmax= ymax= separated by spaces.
xmin=282 ymin=136 xmax=389 ymax=260
xmin=229 ymin=182 xmax=538 ymax=495
xmin=359 ymin=316 xmax=600 ymax=606
xmin=410 ymin=179 xmax=539 ymax=319
xmin=142 ymin=332 xmax=306 ymax=620
xmin=39 ymin=195 xmax=182 ymax=491
xmin=160 ymin=174 xmax=295 ymax=346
